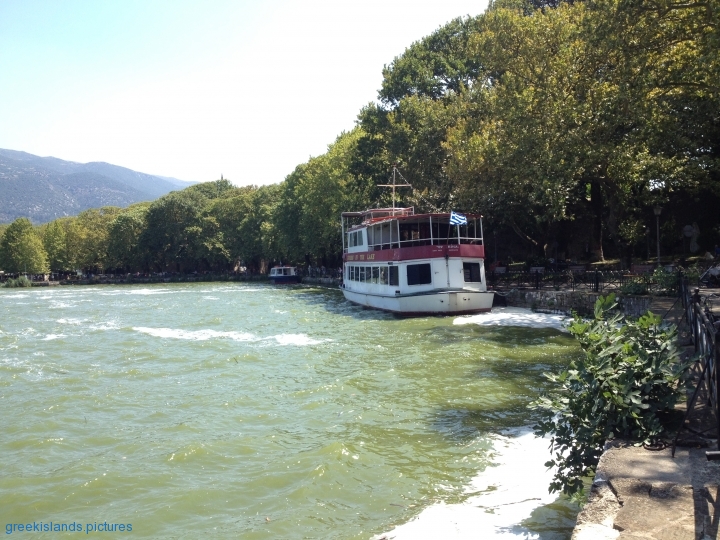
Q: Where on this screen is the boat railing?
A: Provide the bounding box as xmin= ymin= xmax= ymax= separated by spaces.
xmin=367 ymin=236 xmax=483 ymax=250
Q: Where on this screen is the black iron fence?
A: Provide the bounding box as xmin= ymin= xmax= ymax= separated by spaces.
xmin=487 ymin=269 xmax=670 ymax=293
xmin=672 ymin=279 xmax=720 ymax=455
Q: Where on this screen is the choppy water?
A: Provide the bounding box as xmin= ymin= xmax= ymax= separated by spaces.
xmin=0 ymin=284 xmax=580 ymax=539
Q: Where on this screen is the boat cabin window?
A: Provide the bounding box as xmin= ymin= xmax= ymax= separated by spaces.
xmin=389 ymin=266 xmax=398 ymax=286
xmin=463 ymin=262 xmax=482 ymax=282
xmin=349 ymin=230 xmax=364 ymax=248
xmin=407 ymin=263 xmax=432 ymax=286
xmin=379 ymin=267 xmax=387 ymax=285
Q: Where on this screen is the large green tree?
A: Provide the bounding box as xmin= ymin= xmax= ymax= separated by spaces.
xmin=271 ymin=129 xmax=374 ymax=266
xmin=0 ymin=218 xmax=49 ymax=274
xmin=107 ymin=204 xmax=150 ymax=272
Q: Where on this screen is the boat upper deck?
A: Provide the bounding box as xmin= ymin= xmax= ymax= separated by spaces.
xmin=342 ymin=207 xmax=484 ymax=257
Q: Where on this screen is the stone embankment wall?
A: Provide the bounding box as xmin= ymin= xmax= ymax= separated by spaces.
xmin=302 ymin=277 xmax=341 ymax=286
xmin=499 ymin=289 xmax=652 ymax=317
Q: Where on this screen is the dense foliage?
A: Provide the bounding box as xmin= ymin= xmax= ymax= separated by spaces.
xmin=1 ymin=0 xmax=718 ymax=272
xmin=532 ymin=294 xmax=689 ymax=495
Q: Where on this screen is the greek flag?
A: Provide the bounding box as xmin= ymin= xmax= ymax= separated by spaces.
xmin=449 ymin=211 xmax=467 ymax=225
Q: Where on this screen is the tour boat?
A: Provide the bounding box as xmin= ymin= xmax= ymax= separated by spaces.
xmin=341 ymin=207 xmax=494 ymax=315
xmin=269 ymin=266 xmax=301 ymax=284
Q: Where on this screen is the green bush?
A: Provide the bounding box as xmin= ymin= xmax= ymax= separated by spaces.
xmin=3 ymin=276 xmax=33 ymax=288
xmin=532 ymin=294 xmax=689 ymax=495
xmin=678 ymin=264 xmax=703 ymax=284
xmin=651 ymin=268 xmax=679 ymax=296
xmin=619 ymin=279 xmax=648 ymax=295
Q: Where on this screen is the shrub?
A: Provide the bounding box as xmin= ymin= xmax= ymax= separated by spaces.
xmin=651 ymin=268 xmax=679 ymax=296
xmin=620 ymin=279 xmax=648 ymax=295
xmin=3 ymin=276 xmax=33 ymax=288
xmin=532 ymin=294 xmax=690 ymax=495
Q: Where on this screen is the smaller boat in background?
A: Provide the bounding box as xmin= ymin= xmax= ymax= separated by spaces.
xmin=269 ymin=266 xmax=301 ymax=284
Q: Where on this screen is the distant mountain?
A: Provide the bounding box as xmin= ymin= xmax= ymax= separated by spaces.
xmin=0 ymin=149 xmax=197 ymax=223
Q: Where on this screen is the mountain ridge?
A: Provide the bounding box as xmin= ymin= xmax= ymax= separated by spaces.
xmin=0 ymin=149 xmax=197 ymax=223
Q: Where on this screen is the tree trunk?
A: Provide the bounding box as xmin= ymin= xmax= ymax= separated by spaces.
xmin=589 ymin=180 xmax=604 ymax=262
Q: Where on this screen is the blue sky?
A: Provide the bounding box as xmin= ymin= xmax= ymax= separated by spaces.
xmin=0 ymin=0 xmax=489 ymax=186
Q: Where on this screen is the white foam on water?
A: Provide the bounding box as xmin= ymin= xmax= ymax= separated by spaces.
xmin=4 ymin=293 xmax=29 ymax=299
xmin=48 ymin=301 xmax=77 ymax=308
xmin=268 ymin=334 xmax=328 ymax=346
xmin=127 ymin=288 xmax=173 ymax=295
xmin=376 ymin=429 xmax=559 ymax=539
xmin=132 ymin=327 xmax=328 ymax=347
xmin=57 ymin=318 xmax=88 ymax=325
xmin=133 ymin=327 xmax=257 ymax=342
xmin=42 ymin=334 xmax=65 ymax=341
xmin=454 ymin=307 xmax=569 ymax=332
xmin=89 ymin=321 xmax=120 ymax=331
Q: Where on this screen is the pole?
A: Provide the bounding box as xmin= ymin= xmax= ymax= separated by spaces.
xmin=654 ymin=206 xmax=662 ymax=265
xmin=656 ymin=213 xmax=661 ymax=265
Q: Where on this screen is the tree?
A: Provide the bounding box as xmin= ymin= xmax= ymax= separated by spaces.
xmin=43 ymin=220 xmax=71 ymax=272
xmin=271 ymin=129 xmax=373 ymax=266
xmin=379 ymin=16 xmax=486 ymax=106
xmin=0 ymin=218 xmax=49 ymax=274
xmin=73 ymin=207 xmax=123 ymax=272
xmin=139 ymin=190 xmax=207 ymax=271
xmin=107 ymin=204 xmax=150 ymax=272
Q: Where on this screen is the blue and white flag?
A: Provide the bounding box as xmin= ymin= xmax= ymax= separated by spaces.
xmin=449 ymin=211 xmax=467 ymax=225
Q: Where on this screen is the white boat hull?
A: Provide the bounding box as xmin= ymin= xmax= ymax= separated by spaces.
xmin=341 ymin=288 xmax=494 ymax=315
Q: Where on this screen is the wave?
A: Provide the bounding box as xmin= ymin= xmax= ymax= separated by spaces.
xmin=454 ymin=307 xmax=569 ymax=332
xmin=270 ymin=334 xmax=328 ymax=346
xmin=127 ymin=288 xmax=173 ymax=295
xmin=132 ymin=327 xmax=328 ymax=346
xmin=88 ymin=321 xmax=120 ymax=331
xmin=41 ymin=334 xmax=65 ymax=341
xmin=133 ymin=327 xmax=256 ymax=341
xmin=375 ymin=428 xmax=560 ymax=539
xmin=57 ymin=318 xmax=88 ymax=325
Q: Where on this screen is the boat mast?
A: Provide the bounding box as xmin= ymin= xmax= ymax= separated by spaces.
xmin=377 ymin=164 xmax=411 ymax=215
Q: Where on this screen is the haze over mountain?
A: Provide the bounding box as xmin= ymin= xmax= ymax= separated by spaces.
xmin=0 ymin=149 xmax=196 ymax=224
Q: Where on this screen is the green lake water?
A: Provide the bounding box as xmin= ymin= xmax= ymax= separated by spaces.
xmin=0 ymin=283 xmax=580 ymax=538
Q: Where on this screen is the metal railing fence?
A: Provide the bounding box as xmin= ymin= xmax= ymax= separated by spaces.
xmin=672 ymin=279 xmax=720 ymax=456
xmin=487 ymin=269 xmax=671 ymax=293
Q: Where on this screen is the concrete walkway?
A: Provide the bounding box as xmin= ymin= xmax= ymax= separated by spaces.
xmin=572 ymin=294 xmax=720 ymax=540
xmin=573 ymin=442 xmax=719 ymax=539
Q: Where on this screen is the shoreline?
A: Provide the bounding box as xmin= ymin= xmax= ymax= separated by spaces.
xmin=6 ymin=275 xmax=342 ymax=287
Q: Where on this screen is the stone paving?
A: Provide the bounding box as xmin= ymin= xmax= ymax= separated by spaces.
xmin=573 ymin=443 xmax=719 ymax=539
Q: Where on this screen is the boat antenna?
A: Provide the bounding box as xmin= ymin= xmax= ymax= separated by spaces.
xmin=377 ymin=164 xmax=412 ymax=215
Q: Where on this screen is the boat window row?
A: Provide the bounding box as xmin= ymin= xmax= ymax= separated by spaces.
xmin=347 ymin=265 xmax=399 ymax=286
xmin=347 ymin=219 xmax=484 ymax=252
xmin=346 ymin=263 xmax=434 ymax=287
xmin=346 ymin=261 xmax=481 ymax=286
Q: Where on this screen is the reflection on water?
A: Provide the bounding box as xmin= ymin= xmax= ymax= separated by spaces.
xmin=0 ymin=284 xmax=579 ymax=539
